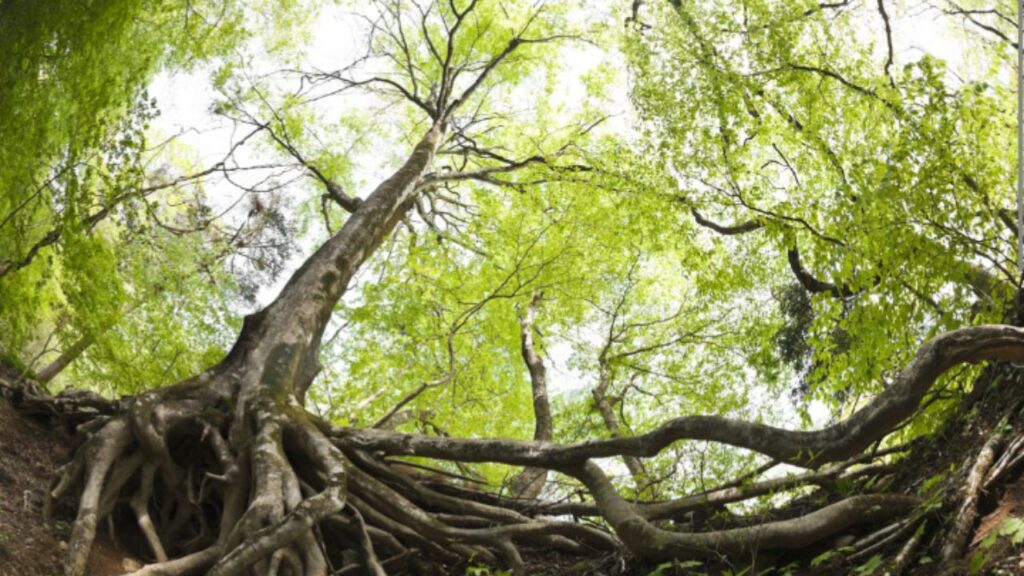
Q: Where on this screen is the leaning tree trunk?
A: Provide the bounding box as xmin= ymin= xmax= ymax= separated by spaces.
xmin=35 ymin=333 xmax=94 ymax=385
xmin=507 ymin=293 xmax=553 ymax=500
xmin=51 ymin=122 xmax=453 ymax=576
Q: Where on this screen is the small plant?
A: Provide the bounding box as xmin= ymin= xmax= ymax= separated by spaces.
xmin=969 ymin=516 xmax=1024 ymax=574
xmin=465 ymin=564 xmax=511 ymax=576
xmin=50 ymin=519 xmax=71 ymax=534
xmin=810 ymin=546 xmax=854 ymax=567
xmin=851 ymin=554 xmax=883 ymax=576
xmin=996 ymin=517 xmax=1024 ymax=546
xmin=771 ymin=562 xmax=800 ymax=576
xmin=647 ymin=559 xmax=704 ymax=576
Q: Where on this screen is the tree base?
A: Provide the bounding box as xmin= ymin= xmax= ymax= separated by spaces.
xmin=18 ymin=376 xmax=612 ymax=576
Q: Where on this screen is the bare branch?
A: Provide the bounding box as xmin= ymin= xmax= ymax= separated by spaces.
xmin=689 ymin=207 xmax=763 ymax=235
xmin=877 ymin=0 xmax=896 ymax=87
xmin=786 ymin=243 xmax=856 ymax=298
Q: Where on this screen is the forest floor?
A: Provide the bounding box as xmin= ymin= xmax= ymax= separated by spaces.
xmin=0 ymin=398 xmax=139 ymax=576
xmin=895 ymin=365 xmax=1024 ymax=576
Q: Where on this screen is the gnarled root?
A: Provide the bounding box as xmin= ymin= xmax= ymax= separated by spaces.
xmin=42 ymin=317 xmax=1006 ymax=576
xmin=49 ymin=382 xmax=621 ymax=576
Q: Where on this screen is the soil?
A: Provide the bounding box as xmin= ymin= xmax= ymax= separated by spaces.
xmin=0 ymin=397 xmax=139 ymax=576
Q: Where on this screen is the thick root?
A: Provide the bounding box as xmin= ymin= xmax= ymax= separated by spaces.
xmin=52 ymin=384 xmax=602 ymax=576
xmin=44 ymin=376 xmax=933 ymax=576
xmin=66 ymin=419 xmax=132 ymax=576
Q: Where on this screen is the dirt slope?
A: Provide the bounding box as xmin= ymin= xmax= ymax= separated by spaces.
xmin=0 ymin=398 xmax=137 ymax=576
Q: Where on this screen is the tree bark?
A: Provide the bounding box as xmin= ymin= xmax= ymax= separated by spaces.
xmin=508 ymin=294 xmax=552 ymax=499
xmin=592 ymin=361 xmax=648 ymax=490
xmin=35 ymin=334 xmax=94 ymax=385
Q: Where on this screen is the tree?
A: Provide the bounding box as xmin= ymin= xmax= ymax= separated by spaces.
xmin=4 ymin=0 xmax=1024 ymax=575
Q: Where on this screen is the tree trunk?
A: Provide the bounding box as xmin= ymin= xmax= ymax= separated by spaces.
xmin=47 ymin=122 xmax=450 ymax=576
xmin=508 ymin=294 xmax=552 ymax=500
xmin=592 ymin=361 xmax=648 ymax=491
xmin=35 ymin=334 xmax=94 ymax=385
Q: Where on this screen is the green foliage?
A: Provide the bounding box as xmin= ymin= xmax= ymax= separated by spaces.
xmin=998 ymin=517 xmax=1024 ymax=546
xmin=852 ymin=554 xmax=884 ymax=576
xmin=647 ymin=560 xmax=703 ymax=576
xmin=627 ymin=0 xmax=1015 ymax=422
xmin=974 ymin=512 xmax=1024 ymax=549
xmin=0 ymin=0 xmax=285 ymax=393
xmin=809 ymin=546 xmax=854 ymax=568
xmin=465 ymin=563 xmax=512 ymax=576
xmin=971 ymin=515 xmax=1024 ymax=573
xmin=1 ymin=0 xmax=1017 ymax=512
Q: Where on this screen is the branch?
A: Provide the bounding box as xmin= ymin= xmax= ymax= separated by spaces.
xmin=786 ymin=243 xmax=855 ymax=298
xmin=803 ymin=0 xmax=852 ymax=16
xmin=444 ymin=19 xmax=575 ymax=120
xmin=788 ymin=63 xmax=881 ymax=101
xmin=372 ymin=375 xmax=451 ymax=429
xmin=685 ymin=205 xmax=858 ymax=298
xmin=877 ymin=0 xmax=896 ymax=88
xmin=689 ymin=207 xmax=763 ymax=235
xmin=327 ymin=325 xmax=1024 ymax=469
xmin=944 ymin=2 xmax=1018 ymax=48
xmin=418 ymin=155 xmax=546 ymax=187
xmin=260 ymin=120 xmax=362 ymax=213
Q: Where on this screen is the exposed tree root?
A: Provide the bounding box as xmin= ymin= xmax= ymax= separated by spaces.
xmin=6 ymin=323 xmax=1024 ymax=575
xmin=0 ymin=367 xmax=929 ymax=576
xmin=941 ymin=432 xmax=1004 ymax=562
xmin=984 ymin=432 xmax=1024 ymax=490
xmin=14 ymin=376 xmax=609 ymax=576
xmin=885 ymin=521 xmax=925 ymax=576
xmin=572 ymin=459 xmax=919 ymax=561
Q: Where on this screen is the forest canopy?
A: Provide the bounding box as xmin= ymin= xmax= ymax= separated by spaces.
xmin=2 ymin=0 xmax=1024 ymax=575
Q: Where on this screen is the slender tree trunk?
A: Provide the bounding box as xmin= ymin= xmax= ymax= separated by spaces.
xmin=35 ymin=333 xmax=94 ymax=385
xmin=509 ymin=294 xmax=552 ymax=499
xmin=593 ymin=361 xmax=648 ymax=491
